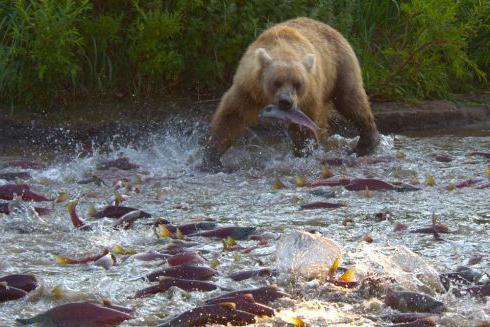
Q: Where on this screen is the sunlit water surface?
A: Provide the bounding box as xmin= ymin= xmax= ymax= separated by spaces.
xmin=1 ymin=120 xmax=489 ymax=326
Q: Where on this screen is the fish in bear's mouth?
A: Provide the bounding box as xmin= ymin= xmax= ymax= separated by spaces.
xmin=259 ymin=104 xmax=321 ymax=143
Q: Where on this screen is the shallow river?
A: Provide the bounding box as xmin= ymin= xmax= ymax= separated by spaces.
xmin=1 ymin=120 xmax=489 ymax=326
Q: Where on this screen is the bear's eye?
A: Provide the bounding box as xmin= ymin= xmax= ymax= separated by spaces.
xmin=273 ymin=80 xmax=282 ymax=89
xmin=293 ymin=81 xmax=301 ymax=90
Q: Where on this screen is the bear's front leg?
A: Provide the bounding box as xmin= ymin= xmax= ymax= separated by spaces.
xmin=333 ymin=76 xmax=380 ymax=156
xmin=200 ymin=88 xmax=259 ymax=172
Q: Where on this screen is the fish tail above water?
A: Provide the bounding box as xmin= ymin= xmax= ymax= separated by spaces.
xmin=67 ymin=200 xmax=89 ymax=230
xmin=328 ymin=255 xmax=342 ymax=277
xmin=339 ymin=267 xmax=356 ymax=282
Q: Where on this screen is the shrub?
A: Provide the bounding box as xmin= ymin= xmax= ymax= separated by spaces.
xmin=0 ymin=0 xmax=91 ymax=105
xmin=127 ymin=1 xmax=183 ymax=95
xmin=78 ymin=14 xmax=123 ymax=92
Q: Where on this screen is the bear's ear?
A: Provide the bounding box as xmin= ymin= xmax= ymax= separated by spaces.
xmin=303 ymin=53 xmax=315 ymax=72
xmin=256 ymin=48 xmax=272 ymax=67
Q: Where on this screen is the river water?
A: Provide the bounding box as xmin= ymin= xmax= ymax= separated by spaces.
xmin=1 ymin=119 xmax=489 ymax=326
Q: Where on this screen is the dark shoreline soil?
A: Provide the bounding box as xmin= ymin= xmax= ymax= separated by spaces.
xmin=1 ymin=94 xmax=489 ymax=154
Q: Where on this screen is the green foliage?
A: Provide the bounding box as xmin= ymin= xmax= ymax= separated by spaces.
xmin=0 ymin=0 xmax=488 ymax=108
xmin=358 ymin=0 xmax=487 ymax=99
xmin=128 ymin=1 xmax=182 ymax=94
xmin=78 ymin=14 xmax=123 ymax=91
xmin=459 ymin=0 xmax=490 ymax=75
xmin=0 ymin=0 xmax=91 ymax=104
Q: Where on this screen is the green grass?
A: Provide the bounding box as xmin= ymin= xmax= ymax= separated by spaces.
xmin=0 ymin=0 xmax=488 ymax=109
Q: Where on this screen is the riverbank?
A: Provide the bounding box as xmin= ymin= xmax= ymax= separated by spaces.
xmin=1 ymin=94 xmax=489 ymax=154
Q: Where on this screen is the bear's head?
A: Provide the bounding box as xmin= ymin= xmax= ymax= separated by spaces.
xmin=256 ymin=48 xmax=315 ymax=111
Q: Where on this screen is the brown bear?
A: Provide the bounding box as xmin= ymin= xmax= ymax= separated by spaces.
xmin=201 ymin=17 xmax=380 ymax=171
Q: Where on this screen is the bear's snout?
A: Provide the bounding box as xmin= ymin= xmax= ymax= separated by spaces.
xmin=278 ymin=94 xmax=293 ymax=111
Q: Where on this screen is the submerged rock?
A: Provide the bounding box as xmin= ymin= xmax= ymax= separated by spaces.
xmin=384 ymin=291 xmax=444 ymax=313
